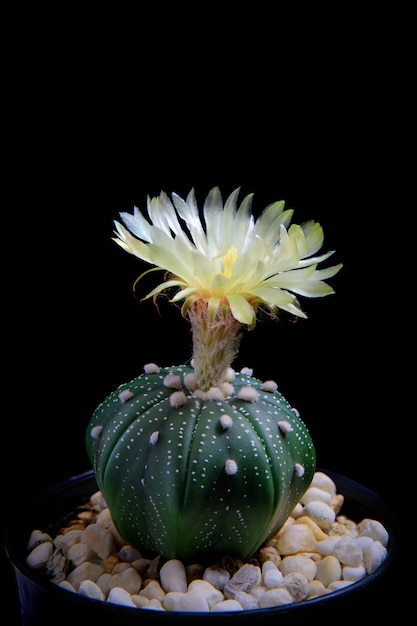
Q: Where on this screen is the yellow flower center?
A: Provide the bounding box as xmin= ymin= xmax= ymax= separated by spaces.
xmin=220 ymin=247 xmax=238 ymax=278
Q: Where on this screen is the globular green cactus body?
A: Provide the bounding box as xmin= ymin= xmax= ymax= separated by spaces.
xmin=86 ymin=365 xmax=316 ymax=563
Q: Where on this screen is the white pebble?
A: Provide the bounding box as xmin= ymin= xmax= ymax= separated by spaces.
xmin=282 ymin=572 xmax=310 ymax=602
xmin=138 ymin=580 xmax=165 ymax=602
xmin=315 ymin=536 xmax=342 ymax=556
xmin=333 ymin=537 xmax=363 ymax=566
xmin=263 ymin=567 xmax=284 ymax=588
xmin=107 ymin=586 xmax=136 ymax=607
xmin=210 ymin=599 xmax=243 ymax=612
xmin=26 ymin=530 xmax=53 ymax=551
xmin=160 ymin=559 xmax=188 ymax=593
xmin=162 ymin=592 xmax=185 ymax=611
xmin=78 ymin=580 xmax=105 ymax=601
xmin=175 ymin=592 xmax=209 ymax=612
xmin=258 ymin=588 xmax=294 ymax=607
xmin=358 ymin=518 xmax=389 ymax=547
xmin=234 ymin=591 xmax=259 ymax=610
xmin=276 ymin=523 xmax=317 ymax=554
xmin=203 ymin=565 xmax=230 ymax=590
xmin=67 ymin=562 xmax=105 ymax=591
xmin=363 ymin=540 xmax=388 ymax=574
xmin=110 ymin=567 xmax=142 ymax=594
xmin=307 ymin=580 xmax=329 ymax=599
xmin=280 ymin=555 xmax=317 ymax=581
xmin=67 ymin=542 xmax=96 ymax=567
xmin=26 ymin=541 xmax=53 ymax=569
xmin=58 ymin=580 xmax=76 ymax=593
xmin=342 ymin=564 xmax=366 ymax=582
xmin=80 ymin=523 xmax=116 ymax=559
xmin=142 ymin=598 xmax=164 ymax=611
xmin=302 ymin=501 xmax=336 ymax=530
xmin=315 ymin=555 xmax=342 ymax=587
xmin=310 ymin=471 xmax=337 ymax=496
xmin=187 ymin=580 xmax=224 ymax=608
xmin=327 ymin=580 xmax=354 ymax=592
xmin=301 ymin=487 xmax=332 ymax=506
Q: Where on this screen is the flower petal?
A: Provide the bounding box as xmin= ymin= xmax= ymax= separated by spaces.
xmin=226 ymin=294 xmax=256 ymax=326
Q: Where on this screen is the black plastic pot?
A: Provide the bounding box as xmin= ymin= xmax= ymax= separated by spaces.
xmin=4 ymin=469 xmax=398 ymax=625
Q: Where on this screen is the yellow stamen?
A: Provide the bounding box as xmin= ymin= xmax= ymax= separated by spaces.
xmin=221 ymin=247 xmax=238 ymax=278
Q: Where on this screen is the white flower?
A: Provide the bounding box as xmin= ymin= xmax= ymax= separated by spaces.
xmin=113 ymin=186 xmax=342 ymax=327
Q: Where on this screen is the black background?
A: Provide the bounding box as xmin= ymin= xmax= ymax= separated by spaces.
xmin=3 ymin=11 xmax=408 ymax=622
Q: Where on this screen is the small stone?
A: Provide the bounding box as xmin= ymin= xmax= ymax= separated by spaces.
xmin=68 ymin=542 xmax=96 ymax=567
xmin=139 ymin=580 xmax=165 ymax=602
xmin=223 ymin=564 xmax=261 ymax=599
xmin=363 ymin=540 xmax=388 ymax=574
xmin=159 ymin=559 xmax=188 ymax=593
xmin=210 ymin=599 xmax=243 ymax=612
xmin=301 ymin=487 xmax=332 ymax=505
xmin=258 ymin=546 xmax=281 ymax=567
xmin=302 ymin=501 xmax=336 ymax=531
xmin=26 ymin=530 xmax=53 ymax=551
xmin=282 ymin=572 xmax=310 ymax=602
xmin=276 ymin=523 xmax=317 ymax=555
xmin=54 ymin=530 xmax=83 ymax=554
xmin=78 ymin=580 xmax=105 ymax=601
xmin=258 ymin=588 xmax=294 ymax=607
xmin=96 ymin=572 xmax=112 ymax=596
xmin=187 ymin=579 xmax=224 ymax=608
xmin=358 ymin=519 xmax=389 ymax=547
xmin=332 ymin=537 xmax=363 ymax=567
xmin=110 ymin=566 xmax=142 ymax=594
xmin=118 ymin=545 xmax=142 ymax=563
xmin=175 ymin=592 xmax=209 ymax=612
xmin=263 ymin=567 xmax=284 ymax=589
xmin=80 ymin=523 xmax=116 ymax=559
xmin=307 ymin=580 xmax=329 ymax=598
xmin=202 ymin=565 xmax=230 ymax=590
xmin=107 ymin=586 xmax=136 ymax=607
xmin=67 ymin=561 xmax=105 ymax=591
xmin=142 ymin=598 xmax=164 ymax=611
xmin=162 ymin=591 xmax=185 ymax=611
xmin=315 ymin=555 xmax=342 ymax=587
xmin=234 ymin=591 xmax=259 ymax=610
xmin=342 ymin=564 xmax=366 ymax=582
xmin=58 ymin=580 xmax=76 ymax=593
xmin=280 ymin=555 xmax=317 ymax=581
xmin=44 ymin=548 xmax=68 ymax=583
xmin=310 ymin=471 xmax=337 ymax=496
xmin=26 ymin=541 xmax=54 ymax=569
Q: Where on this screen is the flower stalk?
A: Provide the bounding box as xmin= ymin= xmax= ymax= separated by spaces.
xmin=188 ymin=300 xmax=242 ymax=390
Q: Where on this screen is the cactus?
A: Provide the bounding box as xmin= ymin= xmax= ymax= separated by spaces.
xmin=86 ymin=364 xmax=316 ymax=562
xmin=86 ymin=186 xmax=341 ymax=564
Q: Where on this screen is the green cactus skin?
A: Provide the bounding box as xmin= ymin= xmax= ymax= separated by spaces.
xmin=86 ymin=365 xmax=316 ymax=563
